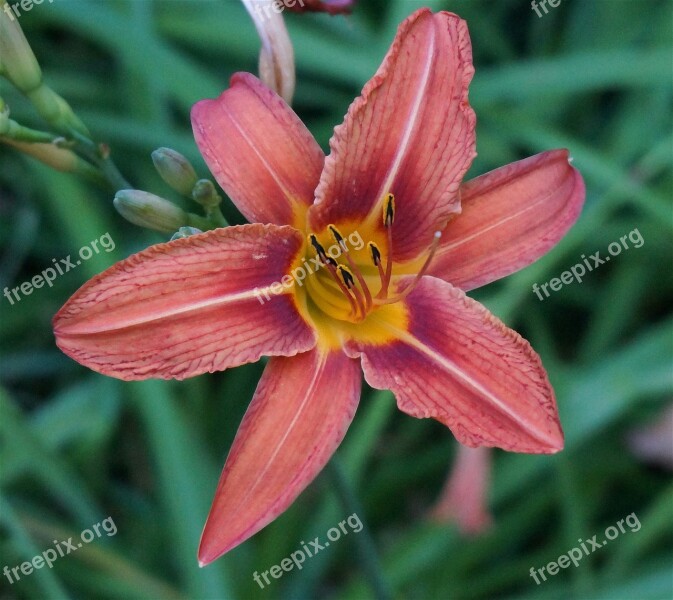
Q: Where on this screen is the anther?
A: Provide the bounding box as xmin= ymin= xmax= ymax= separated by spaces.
xmin=337 ymin=265 xmax=355 ymax=289
xmin=329 ymin=224 xmax=373 ymax=310
xmin=328 ymin=224 xmax=344 ymax=244
xmin=368 ymin=242 xmax=381 ymax=266
xmin=377 ymin=193 xmax=396 ymax=299
xmin=383 ymin=193 xmax=395 ymax=227
xmin=309 ymin=232 xmax=359 ymax=318
xmin=338 ymin=265 xmax=366 ymax=320
xmin=309 ymin=234 xmax=329 ymax=264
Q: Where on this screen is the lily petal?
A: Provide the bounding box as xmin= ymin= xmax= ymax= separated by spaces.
xmin=429 ymin=149 xmax=585 ymax=291
xmin=198 ymin=348 xmax=360 ymax=564
xmin=308 ymin=8 xmax=476 ymax=261
xmin=346 ymin=276 xmax=563 ymax=453
xmin=53 ymin=224 xmax=316 ymax=380
xmin=191 ymin=73 xmax=324 ymax=227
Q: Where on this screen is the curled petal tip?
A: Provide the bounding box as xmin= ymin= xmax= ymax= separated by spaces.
xmin=241 ymin=0 xmax=295 ymax=104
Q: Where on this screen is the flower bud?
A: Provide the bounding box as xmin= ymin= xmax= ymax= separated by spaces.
xmin=191 ymin=179 xmax=222 ymax=209
xmin=152 ymin=147 xmax=198 ymax=197
xmin=114 ymin=190 xmax=191 ymax=233
xmin=26 ymin=85 xmax=90 ymax=137
xmin=2 ymin=138 xmax=84 ymax=172
xmin=0 ymin=1 xmax=42 ymax=93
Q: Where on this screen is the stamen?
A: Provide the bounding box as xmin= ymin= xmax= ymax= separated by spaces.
xmin=369 ymin=241 xmax=387 ymax=292
xmin=374 ymin=231 xmax=442 ymax=305
xmin=383 ymin=193 xmax=395 ymax=227
xmin=368 ymin=242 xmax=381 ymax=266
xmin=309 ymin=234 xmax=329 ymax=263
xmin=328 ymin=224 xmax=344 ymax=244
xmin=337 ymin=264 xmax=355 ymax=288
xmin=329 ymin=223 xmax=373 ymax=310
xmin=377 ymin=196 xmax=395 ymax=299
xmin=337 ymin=265 xmax=366 ymax=320
xmin=309 ymin=233 xmax=358 ymax=318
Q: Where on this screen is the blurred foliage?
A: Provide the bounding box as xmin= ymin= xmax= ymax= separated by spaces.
xmin=0 ymin=0 xmax=672 ymax=598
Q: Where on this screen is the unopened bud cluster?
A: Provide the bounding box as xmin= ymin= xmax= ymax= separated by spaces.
xmin=113 ymin=148 xmax=226 ymax=235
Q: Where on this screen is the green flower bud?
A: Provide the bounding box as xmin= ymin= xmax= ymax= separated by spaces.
xmin=26 ymin=85 xmax=90 ymax=137
xmin=152 ymin=147 xmax=198 ymax=197
xmin=191 ymin=179 xmax=222 ymax=209
xmin=114 ymin=190 xmax=191 ymax=233
xmin=2 ymin=138 xmax=96 ymax=177
xmin=0 ymin=1 xmax=42 ymax=93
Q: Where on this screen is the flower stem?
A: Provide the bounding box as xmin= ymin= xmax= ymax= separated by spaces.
xmin=68 ymin=129 xmax=132 ymax=191
xmin=326 ymin=458 xmax=392 ymax=600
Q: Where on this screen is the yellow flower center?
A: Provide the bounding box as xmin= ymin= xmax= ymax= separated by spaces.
xmin=291 ymin=194 xmax=441 ymax=350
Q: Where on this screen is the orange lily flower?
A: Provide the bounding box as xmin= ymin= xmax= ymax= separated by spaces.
xmin=53 ymin=8 xmax=585 ymax=565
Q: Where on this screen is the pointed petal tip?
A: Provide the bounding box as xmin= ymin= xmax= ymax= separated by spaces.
xmin=431 ymin=147 xmax=585 ymax=291
xmin=523 ymin=422 xmax=564 ymax=454
xmin=52 ymin=224 xmax=316 ymax=381
xmin=196 ymin=350 xmax=360 ymax=563
xmin=197 ymin=540 xmax=231 ymax=568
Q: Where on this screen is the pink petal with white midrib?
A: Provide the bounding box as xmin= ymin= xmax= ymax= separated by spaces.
xmin=430 ymin=149 xmax=585 ymax=291
xmin=192 ymin=73 xmax=324 ymax=226
xmin=308 ymin=9 xmax=476 ymax=262
xmin=347 ymin=276 xmax=563 ymax=453
xmin=198 ymin=348 xmax=360 ymax=564
xmin=53 ymin=224 xmax=316 ymax=380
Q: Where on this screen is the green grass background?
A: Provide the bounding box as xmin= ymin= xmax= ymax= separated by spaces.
xmin=1 ymin=0 xmax=672 ymax=598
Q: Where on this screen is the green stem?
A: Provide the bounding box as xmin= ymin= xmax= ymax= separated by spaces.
xmin=326 ymin=458 xmax=392 ymax=600
xmin=186 ymin=212 xmax=211 ymax=231
xmin=68 ymin=129 xmax=132 ymax=191
xmin=206 ymin=205 xmax=228 ymax=228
